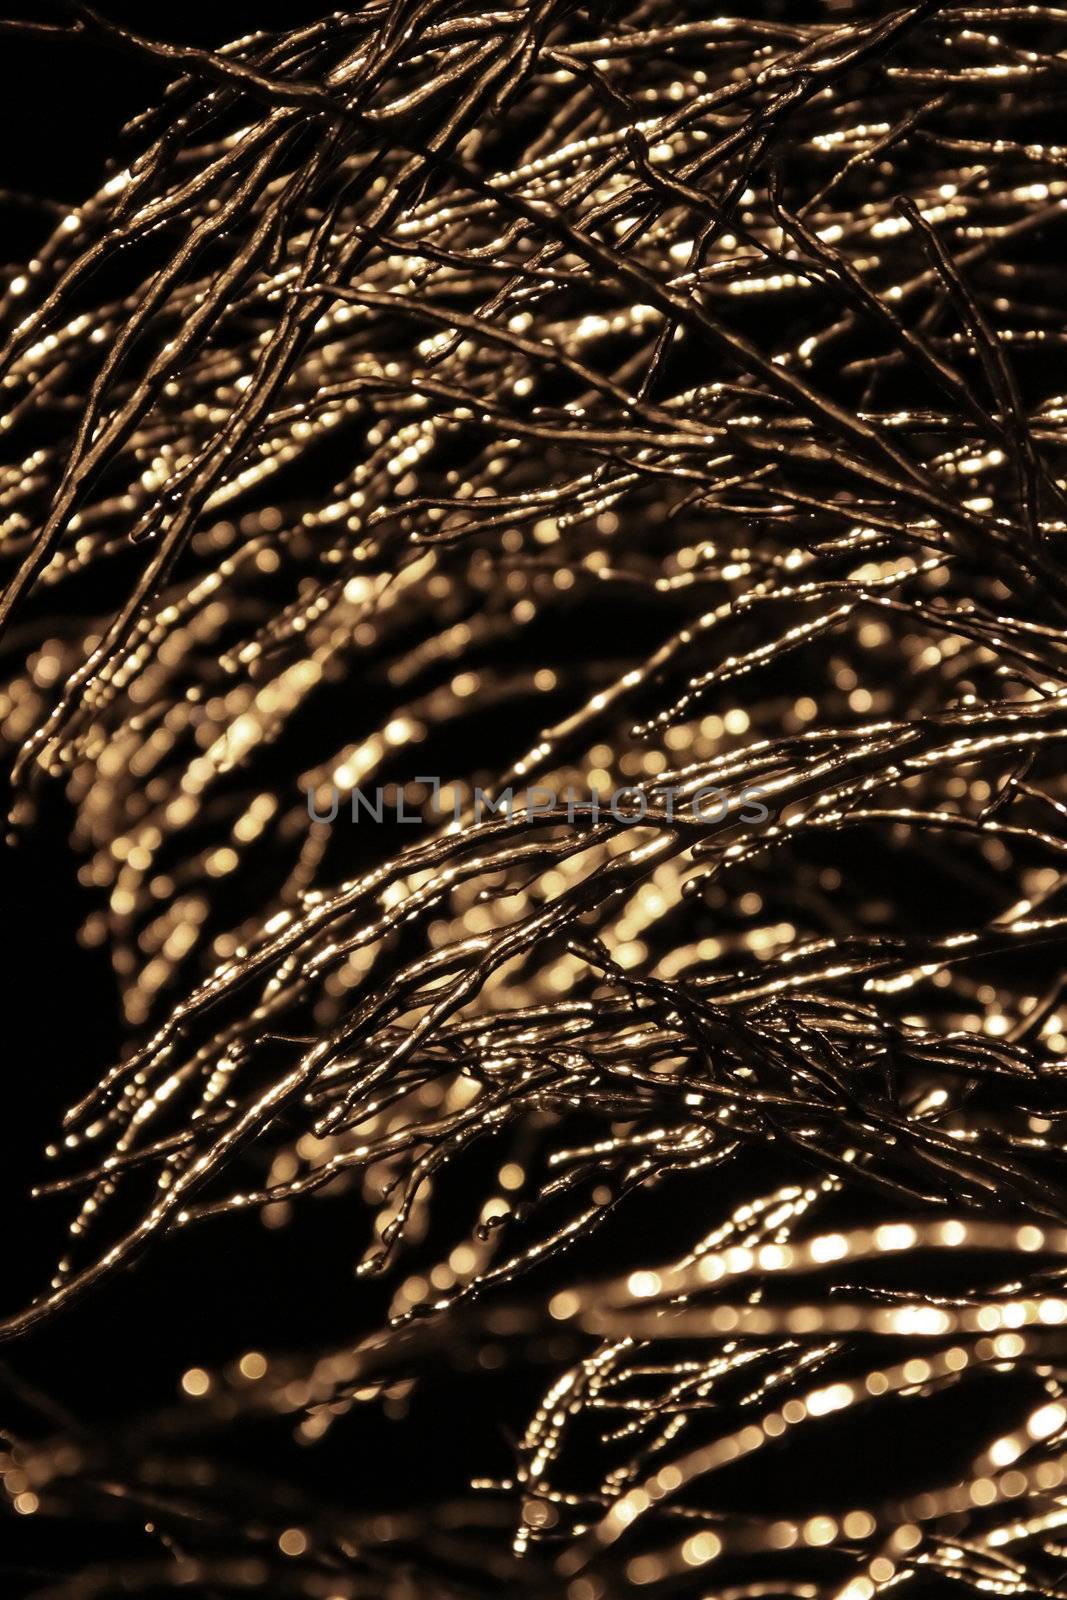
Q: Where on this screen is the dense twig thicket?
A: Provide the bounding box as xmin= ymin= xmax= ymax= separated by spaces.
xmin=3 ymin=3 xmax=1067 ymax=1595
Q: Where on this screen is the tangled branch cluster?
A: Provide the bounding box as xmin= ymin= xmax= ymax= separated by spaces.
xmin=3 ymin=1 xmax=1067 ymax=1595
